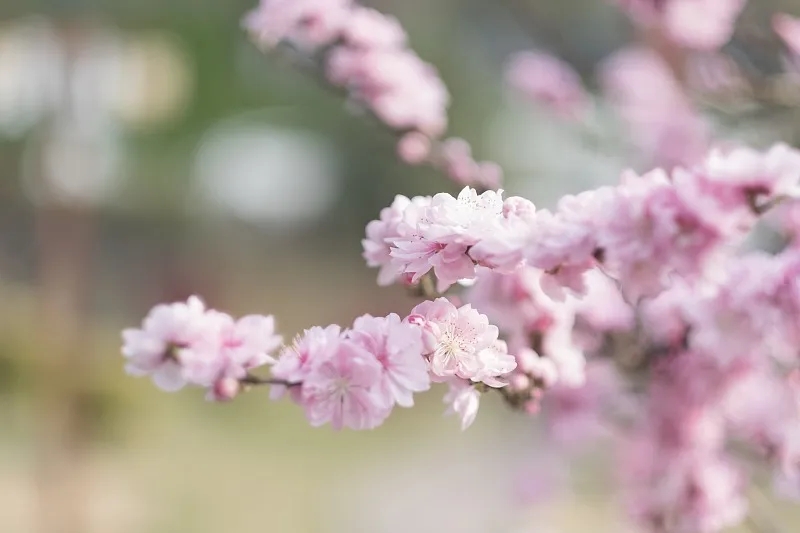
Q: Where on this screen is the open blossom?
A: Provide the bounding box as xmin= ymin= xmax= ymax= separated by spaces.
xmin=505 ymin=50 xmax=588 ymax=119
xmin=390 ymin=187 xmax=505 ymax=291
xmin=122 ymin=296 xmax=210 ymax=392
xmin=122 ymin=297 xmax=283 ymax=398
xmin=301 ymin=334 xmax=389 ymax=430
xmin=271 ymin=324 xmax=342 ymax=401
xmin=407 ymin=298 xmax=515 ymax=385
xmin=184 ymin=312 xmax=283 ymax=397
xmin=443 ymin=379 xmax=481 ymax=430
xmin=347 ymin=313 xmax=430 ymax=407
xmin=379 ymin=187 xmax=533 ymax=291
xmin=362 ymin=195 xmax=421 ymax=286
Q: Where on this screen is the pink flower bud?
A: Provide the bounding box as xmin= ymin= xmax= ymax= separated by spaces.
xmin=524 ymin=399 xmax=541 ymax=415
xmin=397 ymin=132 xmax=432 ymax=165
xmin=516 ymin=347 xmax=541 ymax=373
xmin=210 ymin=377 xmax=241 ymax=402
xmin=404 ymin=313 xmax=439 ymax=353
xmin=509 ymin=373 xmax=531 ymax=391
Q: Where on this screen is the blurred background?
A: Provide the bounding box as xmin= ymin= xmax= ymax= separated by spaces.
xmin=0 ymin=0 xmax=800 ymax=532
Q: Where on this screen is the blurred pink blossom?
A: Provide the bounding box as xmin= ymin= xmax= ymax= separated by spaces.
xmin=505 ymin=50 xmax=589 ymax=119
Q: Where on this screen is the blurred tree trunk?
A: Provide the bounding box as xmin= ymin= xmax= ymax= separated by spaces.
xmin=33 ymin=201 xmax=94 ymax=533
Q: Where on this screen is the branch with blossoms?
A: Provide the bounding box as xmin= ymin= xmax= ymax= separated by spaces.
xmin=242 ymin=0 xmax=502 ymax=190
xmin=505 ymin=0 xmax=800 ymax=170
xmin=119 ymin=1 xmax=800 ymax=533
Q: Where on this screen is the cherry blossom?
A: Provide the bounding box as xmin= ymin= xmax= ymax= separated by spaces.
xmin=347 ymin=313 xmax=430 ymax=407
xmin=505 ymin=50 xmax=589 ymax=119
xmin=443 ymin=379 xmax=481 ymax=430
xmin=408 ymin=298 xmax=514 ymax=384
xmin=300 ymin=335 xmax=388 ymax=430
xmin=614 ymin=0 xmax=746 ymax=51
xmin=122 ymin=295 xmax=210 ymax=392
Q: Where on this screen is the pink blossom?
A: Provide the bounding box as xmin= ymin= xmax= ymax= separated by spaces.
xmin=183 ymin=311 xmax=283 ymax=394
xmin=505 ymin=50 xmax=588 ymax=119
xmin=409 ymin=298 xmax=514 ymax=384
xmin=362 ymin=195 xmax=416 ymax=286
xmin=527 ymin=354 xmax=559 ymax=388
xmin=243 ymin=0 xmax=352 ymax=49
xmin=614 ymin=0 xmax=746 ymax=51
xmin=347 ymin=313 xmax=430 ymax=407
xmin=390 ymin=239 xmax=474 ymax=292
xmin=477 ymin=161 xmax=504 ymax=190
xmin=271 ymin=325 xmax=342 ymax=401
xmin=443 ymin=379 xmax=480 ymax=430
xmin=342 ymin=6 xmax=406 ymax=49
xmin=663 ymin=0 xmax=746 ymax=50
xmin=775 ymin=13 xmax=800 ymax=57
xmin=301 ymin=335 xmax=388 ymax=430
xmin=439 ymin=138 xmax=480 ymax=185
xmin=465 ymin=265 xmax=588 ymax=403
xmin=597 ymin=167 xmax=745 ymax=298
xmin=329 ymin=47 xmax=449 ymax=136
xmin=524 ymin=188 xmax=613 ymax=278
xmin=397 ymin=132 xmax=431 ymax=165
xmin=572 ymin=270 xmax=634 ymax=334
xmin=698 ymin=143 xmax=800 ymax=208
xmin=122 ymin=296 xmax=210 ymax=392
xmin=388 ymin=187 xmax=512 ymax=291
xmin=623 ymin=441 xmax=747 ymax=533
xmin=472 ymin=340 xmax=517 ymax=387
xmin=600 ymin=47 xmax=709 ymax=168
xmin=209 ymin=377 xmax=241 ymax=402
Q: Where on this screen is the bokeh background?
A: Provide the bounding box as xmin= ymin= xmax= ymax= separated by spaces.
xmin=1 ymin=0 xmax=800 ymax=532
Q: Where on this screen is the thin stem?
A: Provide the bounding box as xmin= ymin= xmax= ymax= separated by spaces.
xmin=240 ymin=375 xmax=301 ymax=388
xmin=406 ymin=272 xmax=442 ymax=300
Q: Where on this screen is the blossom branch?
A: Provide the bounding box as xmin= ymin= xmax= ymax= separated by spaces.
xmin=243 ymin=0 xmax=503 ymax=190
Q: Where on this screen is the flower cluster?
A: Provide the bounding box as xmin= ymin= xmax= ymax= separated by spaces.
xmin=362 ymin=187 xmax=535 ymax=292
xmin=243 ymin=0 xmax=500 ymax=189
xmin=270 ymin=314 xmax=429 ymax=430
xmin=614 ymin=0 xmax=747 ymax=51
xmin=123 ymin=297 xmax=515 ymax=430
xmin=365 ymin=144 xmax=800 ymax=300
xmin=122 ymin=296 xmax=282 ymax=400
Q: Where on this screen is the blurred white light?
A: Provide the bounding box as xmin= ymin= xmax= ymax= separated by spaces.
xmin=192 ymin=120 xmax=342 ymax=227
xmin=21 ymin=120 xmax=124 ymax=207
xmin=0 ymin=18 xmax=63 ymax=137
xmin=0 ymin=18 xmax=191 ymax=137
xmin=109 ymin=32 xmax=192 ymax=128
